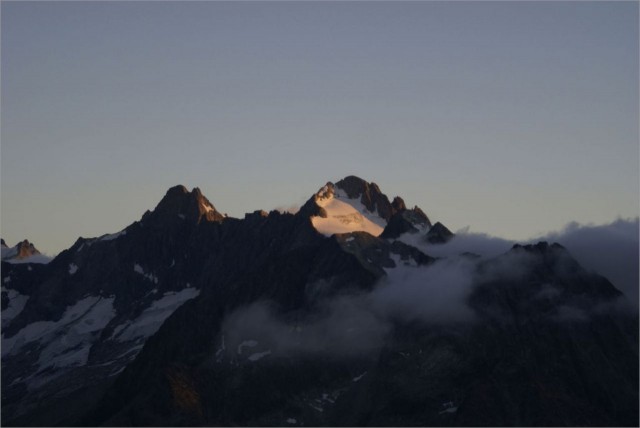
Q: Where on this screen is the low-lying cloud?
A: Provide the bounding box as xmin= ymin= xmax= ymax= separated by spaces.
xmin=220 ymin=295 xmax=391 ymax=360
xmin=372 ymin=256 xmax=477 ymax=324
xmin=220 ymin=256 xmax=480 ymax=361
xmin=424 ymin=218 xmax=638 ymax=307
xmin=423 ymin=228 xmax=514 ymax=259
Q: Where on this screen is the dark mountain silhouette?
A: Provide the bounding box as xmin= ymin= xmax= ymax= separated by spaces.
xmin=1 ymin=177 xmax=637 ymax=427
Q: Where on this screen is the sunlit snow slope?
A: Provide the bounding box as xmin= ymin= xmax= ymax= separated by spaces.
xmin=311 ymin=187 xmax=386 ymax=237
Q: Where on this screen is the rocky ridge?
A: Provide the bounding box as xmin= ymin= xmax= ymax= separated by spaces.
xmin=1 ymin=176 xmax=637 ymax=427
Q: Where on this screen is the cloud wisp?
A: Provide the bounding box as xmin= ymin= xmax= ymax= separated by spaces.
xmin=220 ymin=256 xmax=481 ymax=361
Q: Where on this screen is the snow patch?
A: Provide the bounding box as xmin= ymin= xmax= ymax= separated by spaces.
xmin=352 ymin=372 xmax=367 ymax=382
xmin=68 ymin=264 xmax=78 ymax=275
xmin=100 ymin=230 xmax=126 ymax=241
xmin=286 ymin=418 xmax=297 ymax=424
xmin=309 ymin=403 xmax=324 ymax=412
xmin=113 ymin=288 xmax=200 ymax=342
xmin=439 ymin=401 xmax=458 ymax=414
xmin=2 ymin=296 xmax=116 ymax=369
xmin=133 ymin=264 xmax=158 ymax=283
xmin=248 ymin=349 xmax=271 ymax=361
xmin=201 ymin=202 xmax=215 ymax=213
xmin=311 ymin=188 xmax=386 ymax=237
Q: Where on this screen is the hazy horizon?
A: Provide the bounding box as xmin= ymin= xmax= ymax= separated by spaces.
xmin=2 ymin=1 xmax=638 ymax=256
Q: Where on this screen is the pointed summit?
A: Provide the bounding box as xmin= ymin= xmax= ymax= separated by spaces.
xmin=425 ymin=221 xmax=454 ymax=244
xmin=1 ymin=238 xmax=42 ymax=261
xmin=144 ymin=185 xmax=224 ymax=225
xmin=300 ymin=175 xmax=434 ymax=238
xmin=335 ymin=176 xmax=395 ymax=221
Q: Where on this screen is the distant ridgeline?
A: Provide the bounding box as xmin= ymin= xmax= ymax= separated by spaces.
xmin=1 ymin=176 xmax=637 ymax=427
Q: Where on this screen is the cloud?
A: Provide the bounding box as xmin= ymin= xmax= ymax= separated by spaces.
xmin=220 ymin=295 xmax=391 ymax=360
xmin=422 ymin=228 xmax=514 ymax=259
xmin=422 ymin=218 xmax=638 ymax=308
xmin=219 ymin=256 xmax=480 ymax=361
xmin=371 ymin=256 xmax=477 ymax=324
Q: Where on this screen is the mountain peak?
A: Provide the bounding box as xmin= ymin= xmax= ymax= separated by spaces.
xmin=146 ymin=185 xmax=224 ymax=225
xmin=299 ymin=176 xmax=437 ymax=238
xmin=425 ymin=221 xmax=454 ymax=244
xmin=334 ymin=175 xmax=377 ymax=199
xmin=333 ymin=175 xmax=394 ymax=221
xmin=1 ymin=238 xmax=42 ymax=261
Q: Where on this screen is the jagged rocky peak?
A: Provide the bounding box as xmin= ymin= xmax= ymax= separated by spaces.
xmin=1 ymin=238 xmax=7 ymax=248
xmin=1 ymin=238 xmax=41 ymax=261
xmin=335 ymin=175 xmax=394 ymax=221
xmin=425 ymin=221 xmax=454 ymax=244
xmin=146 ymin=185 xmax=225 ymax=225
xmin=300 ymin=175 xmax=437 ymax=239
xmin=318 ymin=181 xmax=336 ymax=198
xmin=16 ymin=240 xmax=40 ymax=259
xmin=391 ymin=196 xmax=406 ymax=211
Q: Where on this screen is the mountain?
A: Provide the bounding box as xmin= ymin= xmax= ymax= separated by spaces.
xmin=1 ymin=177 xmax=637 ymax=427
xmin=300 ymin=176 xmax=431 ymax=238
xmin=1 ymin=239 xmax=49 ymax=263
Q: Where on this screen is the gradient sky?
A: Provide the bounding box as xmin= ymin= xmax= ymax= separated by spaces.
xmin=1 ymin=1 xmax=638 ymax=256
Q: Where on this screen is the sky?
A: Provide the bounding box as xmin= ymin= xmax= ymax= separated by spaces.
xmin=1 ymin=1 xmax=638 ymax=256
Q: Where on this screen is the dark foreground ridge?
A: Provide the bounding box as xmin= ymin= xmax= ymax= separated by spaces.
xmin=1 ymin=176 xmax=638 ymax=427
